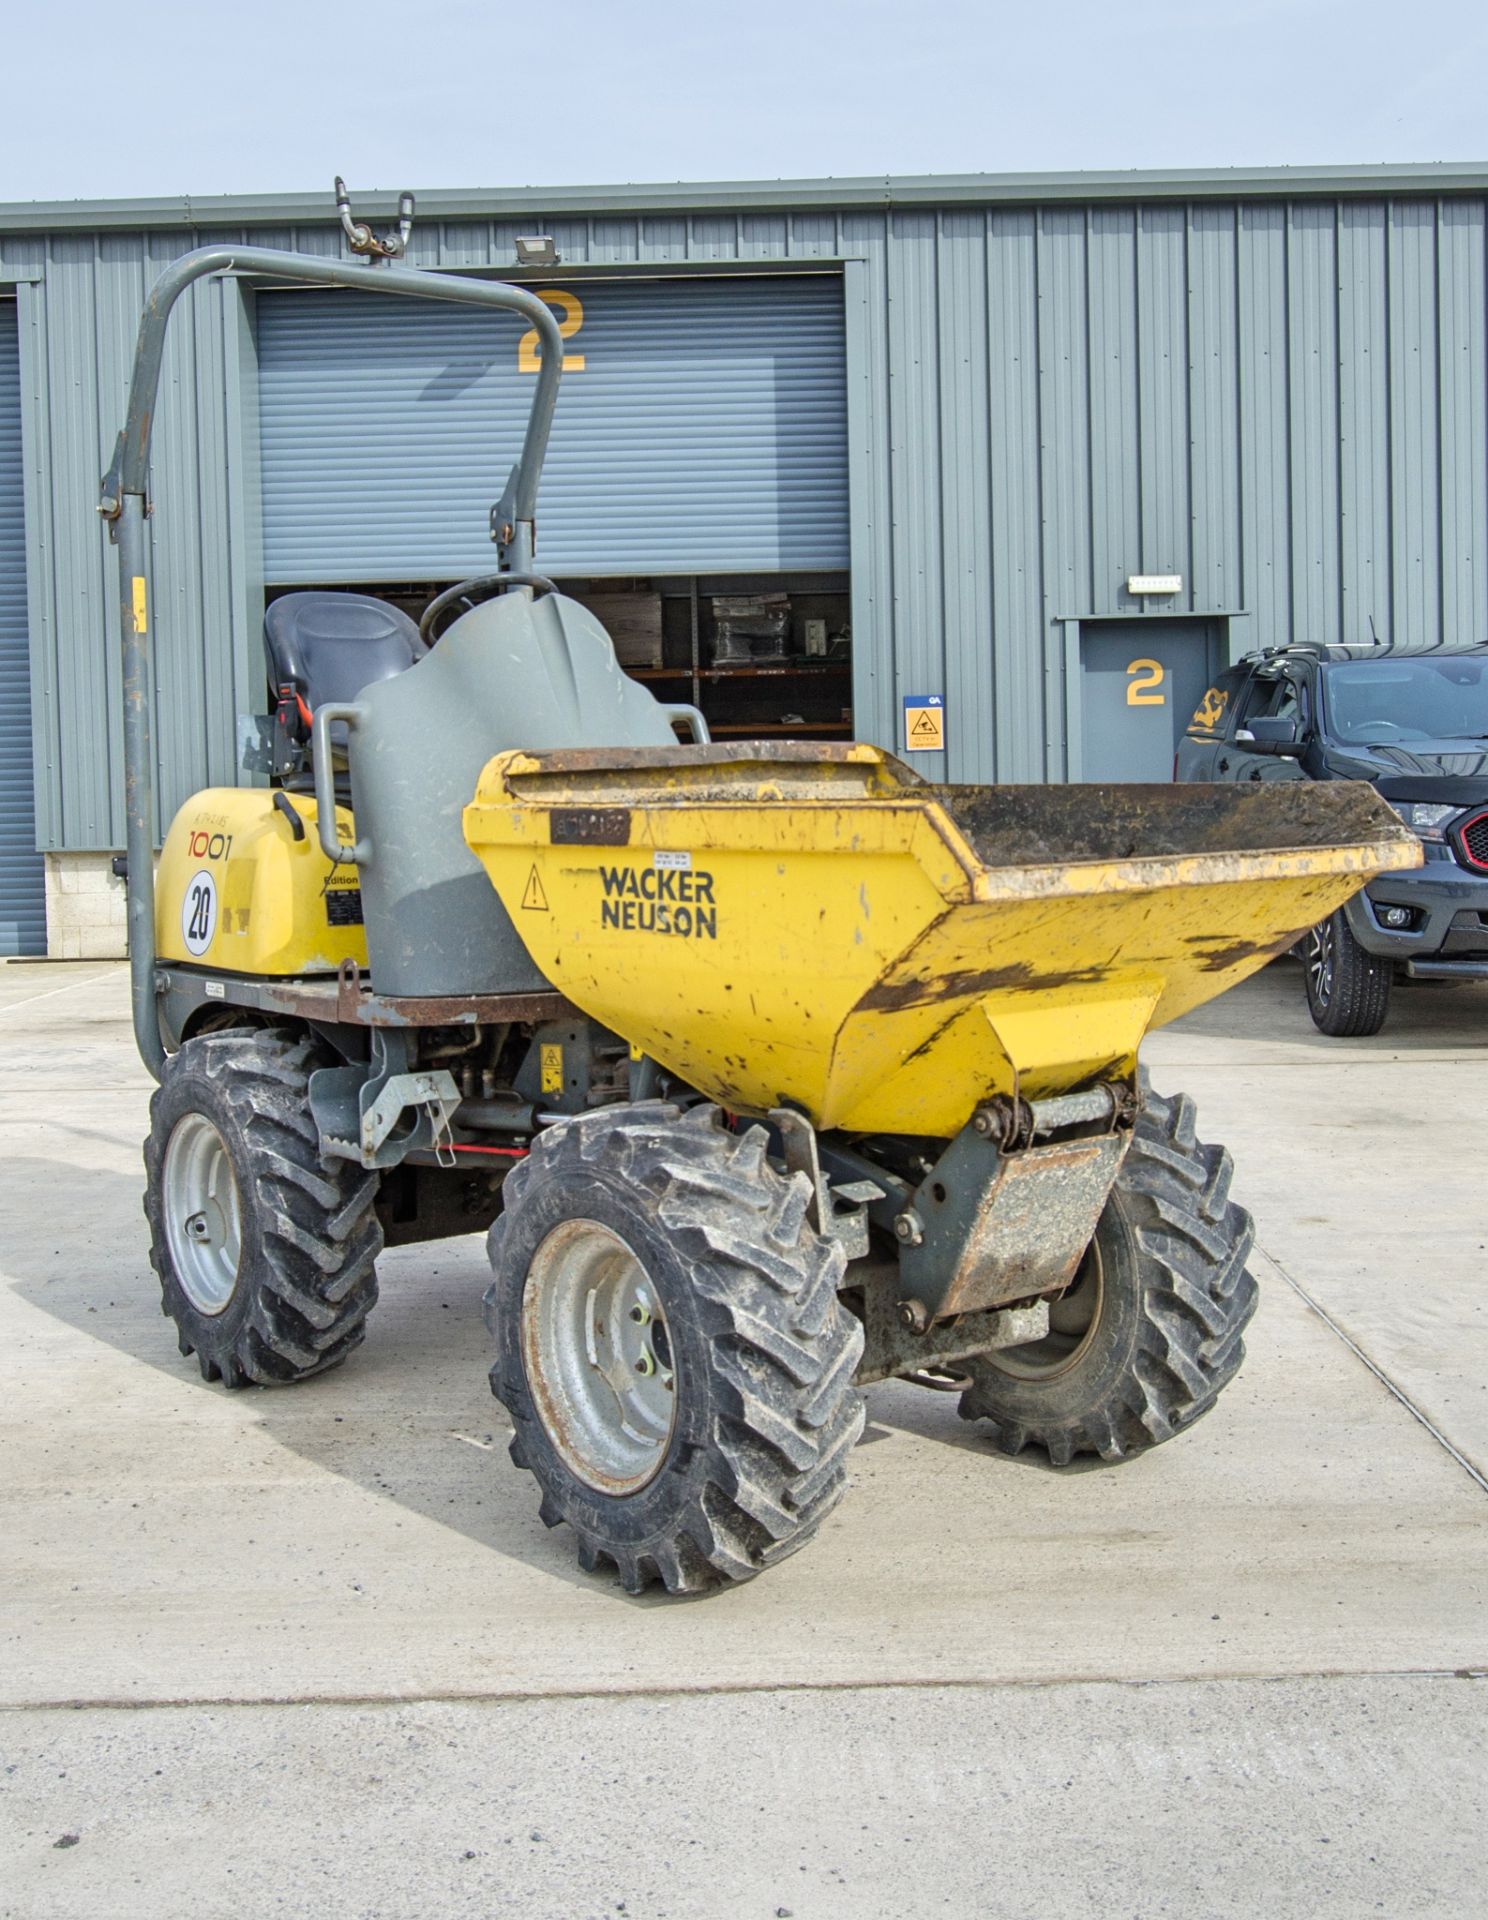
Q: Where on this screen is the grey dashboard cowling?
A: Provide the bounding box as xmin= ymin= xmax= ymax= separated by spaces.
xmin=347 ymin=590 xmax=677 ymax=997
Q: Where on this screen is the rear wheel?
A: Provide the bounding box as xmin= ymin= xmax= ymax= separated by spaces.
xmin=144 ymin=1029 xmax=382 ymax=1386
xmin=486 ymin=1103 xmax=865 ymax=1594
xmin=1302 ymin=908 xmax=1392 ymax=1036
xmin=957 ymin=1085 xmax=1257 ymax=1464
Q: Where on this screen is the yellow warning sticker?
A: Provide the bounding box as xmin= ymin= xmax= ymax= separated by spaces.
xmin=131 ymin=575 xmax=148 ymax=635
xmin=540 ymin=1044 xmax=563 ymax=1094
xmin=521 ymin=864 xmax=549 ymax=911
xmin=902 ymin=694 xmax=945 ymax=752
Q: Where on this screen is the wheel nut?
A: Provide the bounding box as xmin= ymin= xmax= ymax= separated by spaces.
xmin=628 ymin=1303 xmax=649 ymax=1325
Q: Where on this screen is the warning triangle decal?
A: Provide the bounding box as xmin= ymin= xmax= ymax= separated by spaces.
xmin=521 ymin=864 xmax=549 ymax=912
xmin=910 ymin=710 xmax=940 ymax=738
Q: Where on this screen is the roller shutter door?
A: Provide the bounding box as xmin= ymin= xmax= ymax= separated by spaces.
xmin=0 ymin=302 xmax=44 ymax=956
xmin=258 ymin=274 xmax=848 ymax=582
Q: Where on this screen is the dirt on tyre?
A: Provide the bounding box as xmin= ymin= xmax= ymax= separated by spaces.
xmin=144 ymin=1029 xmax=382 ymax=1386
xmin=957 ymin=1084 xmax=1257 ymax=1465
xmin=1302 ymin=907 xmax=1392 ymax=1036
xmin=486 ymin=1102 xmax=865 ymax=1595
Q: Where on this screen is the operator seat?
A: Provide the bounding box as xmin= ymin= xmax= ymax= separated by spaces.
xmin=264 ymin=591 xmax=426 ymax=731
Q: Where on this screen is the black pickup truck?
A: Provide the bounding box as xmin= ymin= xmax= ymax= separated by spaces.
xmin=1175 ymin=642 xmax=1488 ymax=1035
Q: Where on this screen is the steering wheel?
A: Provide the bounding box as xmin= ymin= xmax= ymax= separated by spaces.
xmin=1346 ymin=721 xmax=1407 ymax=741
xmin=419 ymin=570 xmax=558 ymax=645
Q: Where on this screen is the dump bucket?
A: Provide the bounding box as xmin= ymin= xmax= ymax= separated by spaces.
xmin=464 ymin=744 xmax=1418 ymax=1137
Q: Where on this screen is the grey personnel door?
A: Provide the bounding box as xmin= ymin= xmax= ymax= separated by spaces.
xmin=256 ymin=274 xmax=849 ymax=583
xmin=1078 ymin=621 xmax=1220 ymax=783
xmin=0 ymin=301 xmax=45 ymax=955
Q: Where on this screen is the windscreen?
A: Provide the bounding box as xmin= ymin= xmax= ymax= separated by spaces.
xmin=1322 ymin=657 xmax=1488 ymax=744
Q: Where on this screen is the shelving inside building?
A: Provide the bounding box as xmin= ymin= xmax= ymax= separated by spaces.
xmin=267 ymin=572 xmax=855 ymax=745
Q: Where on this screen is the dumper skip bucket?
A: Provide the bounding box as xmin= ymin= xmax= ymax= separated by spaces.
xmin=464 ymin=743 xmax=1418 ymax=1137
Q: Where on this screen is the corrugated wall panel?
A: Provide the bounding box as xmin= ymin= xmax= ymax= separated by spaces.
xmin=986 ymin=211 xmax=1045 ymax=782
xmin=45 ymin=237 xmax=112 ymax=846
xmin=1438 ymin=201 xmax=1488 ymax=647
xmin=842 ymin=219 xmax=895 ymax=752
xmin=0 ymin=301 xmax=45 ymax=951
xmin=1237 ymin=205 xmax=1293 ymax=649
xmin=1389 ymin=203 xmax=1442 ymax=645
xmin=1187 ymin=206 xmax=1242 ymax=612
xmin=1037 ymin=210 xmax=1092 ymax=776
xmin=10 ymin=192 xmax=1488 ymax=848
xmin=1088 ymin=208 xmax=1142 ymax=611
xmin=1338 ymin=203 xmax=1391 ymax=645
xmin=1037 ymin=213 xmax=1093 ymax=619
xmin=884 ymin=214 xmax=947 ymax=780
xmin=1288 ymin=204 xmax=1342 ymax=647
xmin=1137 ymin=206 xmax=1192 ymax=590
xmin=936 ymin=211 xmax=993 ymax=783
xmin=21 ymin=229 xmax=247 ymax=849
xmin=257 ymin=274 xmax=849 ymax=581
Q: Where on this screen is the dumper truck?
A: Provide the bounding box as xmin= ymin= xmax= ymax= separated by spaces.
xmin=102 ymin=246 xmax=1420 ymax=1592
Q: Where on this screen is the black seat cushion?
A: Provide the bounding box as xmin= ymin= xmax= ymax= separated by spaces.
xmin=264 ymin=592 xmax=426 ymax=714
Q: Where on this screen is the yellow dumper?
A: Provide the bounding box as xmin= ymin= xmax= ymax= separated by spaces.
xmin=110 ymin=244 xmax=1419 ymax=1597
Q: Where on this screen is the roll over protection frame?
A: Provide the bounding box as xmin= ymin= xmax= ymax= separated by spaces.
xmin=99 ymin=246 xmax=565 ymax=1079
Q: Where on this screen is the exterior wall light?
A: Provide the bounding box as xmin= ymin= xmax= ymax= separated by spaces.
xmin=515 ymin=235 xmax=560 ymax=267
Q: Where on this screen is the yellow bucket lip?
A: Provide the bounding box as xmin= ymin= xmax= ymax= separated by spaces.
xmin=465 ymin=743 xmax=1423 ymax=909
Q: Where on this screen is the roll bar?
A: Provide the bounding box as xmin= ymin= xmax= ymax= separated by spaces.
xmin=99 ymin=247 xmax=565 ymax=1079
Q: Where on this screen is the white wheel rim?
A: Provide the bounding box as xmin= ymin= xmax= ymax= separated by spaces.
xmin=521 ymin=1219 xmax=677 ymax=1494
xmin=163 ymin=1112 xmax=243 ymax=1315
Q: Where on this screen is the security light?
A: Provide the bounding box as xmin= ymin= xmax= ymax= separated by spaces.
xmin=514 ymin=234 xmax=559 ymax=268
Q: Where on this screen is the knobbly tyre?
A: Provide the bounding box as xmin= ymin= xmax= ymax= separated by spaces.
xmin=104 ymin=244 xmax=1420 ymax=1594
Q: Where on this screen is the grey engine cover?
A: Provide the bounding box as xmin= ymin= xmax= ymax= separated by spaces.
xmin=347 ymin=589 xmax=677 ymax=997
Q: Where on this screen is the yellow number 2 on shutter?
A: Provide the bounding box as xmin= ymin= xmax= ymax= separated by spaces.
xmin=1126 ymin=658 xmax=1166 ymax=706
xmin=518 ymin=289 xmax=587 ymax=373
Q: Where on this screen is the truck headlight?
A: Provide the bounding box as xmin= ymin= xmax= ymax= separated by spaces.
xmin=1389 ymin=801 xmax=1458 ymax=841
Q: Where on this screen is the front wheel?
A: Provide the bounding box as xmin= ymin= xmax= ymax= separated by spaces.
xmin=957 ymin=1085 xmax=1257 ymax=1465
xmin=144 ymin=1029 xmax=382 ymax=1386
xmin=486 ymin=1103 xmax=865 ymax=1594
xmin=1302 ymin=908 xmax=1392 ymax=1036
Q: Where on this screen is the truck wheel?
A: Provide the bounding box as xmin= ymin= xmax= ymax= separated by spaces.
xmin=957 ymin=1086 xmax=1257 ymax=1465
xmin=486 ymin=1103 xmax=865 ymax=1594
xmin=144 ymin=1030 xmax=382 ymax=1386
xmin=1302 ymin=908 xmax=1392 ymax=1036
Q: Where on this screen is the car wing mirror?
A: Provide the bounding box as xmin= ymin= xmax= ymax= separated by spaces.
xmin=1235 ymin=717 xmax=1301 ymax=756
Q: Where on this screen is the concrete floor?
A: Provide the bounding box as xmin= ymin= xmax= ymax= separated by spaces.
xmin=2 ymin=959 xmax=1485 ymax=1917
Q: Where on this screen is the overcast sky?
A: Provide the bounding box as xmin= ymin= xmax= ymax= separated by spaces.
xmin=2 ymin=0 xmax=1483 ymax=205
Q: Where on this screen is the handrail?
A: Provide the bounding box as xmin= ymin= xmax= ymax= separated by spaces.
xmin=100 ymin=246 xmax=565 ymax=1079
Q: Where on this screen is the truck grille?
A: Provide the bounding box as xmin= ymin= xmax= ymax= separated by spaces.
xmin=1457 ymin=811 xmax=1488 ymax=873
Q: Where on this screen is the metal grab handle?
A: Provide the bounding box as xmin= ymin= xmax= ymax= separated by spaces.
xmin=661 ymin=704 xmax=712 ymax=744
xmin=311 ymin=704 xmax=372 ymax=865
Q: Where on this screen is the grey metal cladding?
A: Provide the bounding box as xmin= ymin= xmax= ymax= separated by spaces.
xmin=6 ymin=188 xmax=1488 ymax=851
xmin=0 ymin=299 xmax=45 ymax=949
xmin=256 ymin=275 xmax=849 ymax=582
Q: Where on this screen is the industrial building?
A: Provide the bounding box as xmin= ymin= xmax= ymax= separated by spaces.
xmin=1 ymin=163 xmax=1484 ymax=955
